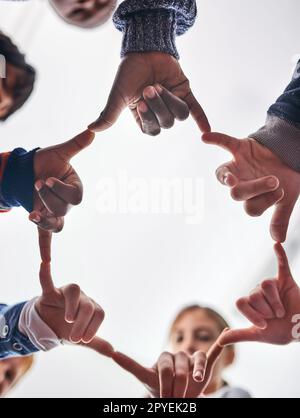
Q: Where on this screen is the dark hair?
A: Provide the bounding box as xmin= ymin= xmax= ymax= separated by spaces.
xmin=0 ymin=32 xmax=36 ymax=121
xmin=170 ymin=304 xmax=230 ymax=337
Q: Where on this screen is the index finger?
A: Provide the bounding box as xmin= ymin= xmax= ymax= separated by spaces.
xmin=54 ymin=130 xmax=95 ymax=161
xmin=112 ymin=351 xmax=152 ymax=386
xmin=82 ymin=337 xmax=115 ymax=358
xmin=38 ymin=227 xmax=52 ymax=263
xmin=274 ymin=242 xmax=294 ymax=285
xmin=184 ymin=91 xmax=211 ymax=133
xmin=39 ymin=262 xmax=55 ymax=295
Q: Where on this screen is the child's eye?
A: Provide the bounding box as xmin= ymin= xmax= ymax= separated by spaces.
xmin=196 ymin=333 xmax=214 ymax=342
xmin=176 ymin=335 xmax=184 ymax=343
xmin=5 ymin=370 xmax=13 ymax=383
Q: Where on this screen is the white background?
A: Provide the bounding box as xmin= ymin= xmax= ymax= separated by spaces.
xmin=0 ymin=0 xmax=300 ymax=398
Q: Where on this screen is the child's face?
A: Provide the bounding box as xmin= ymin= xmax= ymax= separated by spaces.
xmin=0 ymin=357 xmax=27 ymax=397
xmin=170 ymin=310 xmax=221 ymax=355
xmin=50 ymin=0 xmax=117 ymax=28
xmin=170 ymin=310 xmax=234 ymax=384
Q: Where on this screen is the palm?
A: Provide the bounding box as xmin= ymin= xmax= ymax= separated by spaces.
xmin=220 ymin=243 xmax=300 ymax=347
xmin=35 ymin=288 xmax=72 ymax=341
xmin=203 ymin=133 xmax=300 ymax=242
xmin=29 ymin=130 xmax=94 ymax=237
xmin=249 ymin=281 xmax=300 ymax=345
xmin=33 ymin=147 xmax=78 ymax=217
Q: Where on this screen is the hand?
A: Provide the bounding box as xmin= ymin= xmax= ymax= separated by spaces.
xmin=112 ymin=337 xmax=224 ymax=398
xmin=35 ymin=262 xmax=110 ymax=348
xmin=202 ymin=132 xmax=300 ymax=242
xmin=88 ymin=52 xmax=210 ymax=136
xmin=219 ymin=243 xmax=300 ymax=346
xmin=30 ymin=129 xmax=95 ymax=234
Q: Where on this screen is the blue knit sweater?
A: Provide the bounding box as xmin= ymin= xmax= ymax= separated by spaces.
xmin=113 ymin=0 xmax=197 ymax=59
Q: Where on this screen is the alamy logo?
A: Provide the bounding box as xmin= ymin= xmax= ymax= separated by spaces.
xmin=292 ymin=314 xmax=300 ymax=340
xmin=95 ymin=171 xmax=205 ymax=225
xmin=0 ymin=54 xmax=6 ymax=78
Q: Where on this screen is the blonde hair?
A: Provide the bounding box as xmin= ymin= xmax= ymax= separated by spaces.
xmin=10 ymin=355 xmax=34 ymax=391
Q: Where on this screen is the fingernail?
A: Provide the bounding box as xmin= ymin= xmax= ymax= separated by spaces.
xmin=194 ymin=371 xmax=203 ymax=382
xmin=267 ymin=178 xmax=278 ymax=188
xmin=46 ymin=179 xmax=54 ymax=188
xmin=145 ymin=86 xmax=156 ymax=99
xmin=258 ymin=320 xmax=267 ymax=329
xmin=155 ymin=84 xmax=163 ymax=94
xmin=65 ymin=317 xmax=74 ymax=324
xmin=138 ymin=101 xmax=148 ymax=113
xmin=35 ymin=181 xmax=43 ymax=192
xmin=224 ymin=174 xmax=230 ymax=185
xmin=30 ymin=214 xmax=41 ymax=223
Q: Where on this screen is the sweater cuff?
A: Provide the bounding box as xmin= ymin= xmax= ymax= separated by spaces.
xmin=116 ymin=9 xmax=179 ymax=59
xmin=113 ymin=0 xmax=197 ymax=60
xmin=18 ymin=298 xmax=61 ymax=352
xmin=1 ymin=148 xmax=39 ymax=213
xmin=250 ymin=115 xmax=300 ymax=173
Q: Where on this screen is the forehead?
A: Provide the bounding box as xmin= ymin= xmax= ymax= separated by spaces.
xmin=174 ymin=310 xmax=220 ymax=332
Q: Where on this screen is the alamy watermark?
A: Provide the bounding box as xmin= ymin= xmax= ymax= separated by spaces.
xmin=292 ymin=314 xmax=300 ymax=341
xmin=0 ymin=54 xmax=6 ymax=79
xmin=95 ymin=171 xmax=204 ymax=225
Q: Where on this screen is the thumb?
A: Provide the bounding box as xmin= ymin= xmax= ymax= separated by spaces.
xmin=88 ymin=84 xmax=127 ymax=132
xmin=82 ymin=336 xmax=115 ymax=358
xmin=39 ymin=262 xmax=55 ymax=295
xmin=218 ymin=327 xmax=260 ymax=346
xmin=202 ymin=132 xmax=240 ymax=156
xmin=54 ymin=130 xmax=95 ymax=161
xmin=184 ymin=91 xmax=211 ymax=133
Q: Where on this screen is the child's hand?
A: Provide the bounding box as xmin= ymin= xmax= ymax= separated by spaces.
xmin=219 ymin=243 xmax=300 ymax=346
xmin=35 ymin=262 xmax=107 ymax=345
xmin=202 ymin=132 xmax=300 ymax=243
xmin=30 ymin=129 xmax=95 ymax=234
xmin=88 ymin=52 xmax=210 ymax=136
xmin=112 ymin=336 xmax=224 ymax=398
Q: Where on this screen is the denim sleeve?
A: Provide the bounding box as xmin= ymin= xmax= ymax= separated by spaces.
xmin=251 ymin=61 xmax=300 ymax=172
xmin=0 ymin=303 xmax=39 ymax=359
xmin=113 ymin=0 xmax=197 ymax=59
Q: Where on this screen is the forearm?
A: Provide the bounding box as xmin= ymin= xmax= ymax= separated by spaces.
xmin=113 ymin=0 xmax=197 ymax=59
xmin=251 ymin=60 xmax=300 ymax=172
xmin=0 ymin=147 xmax=38 ymax=213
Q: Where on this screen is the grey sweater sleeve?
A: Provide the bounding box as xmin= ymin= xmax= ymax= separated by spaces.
xmin=250 ymin=61 xmax=300 ymax=172
xmin=113 ymin=0 xmax=197 ymax=60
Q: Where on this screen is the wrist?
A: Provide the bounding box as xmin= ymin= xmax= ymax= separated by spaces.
xmin=113 ymin=0 xmax=197 ymax=60
xmin=1 ymin=148 xmax=40 ymax=212
xmin=250 ymin=115 xmax=300 ymax=173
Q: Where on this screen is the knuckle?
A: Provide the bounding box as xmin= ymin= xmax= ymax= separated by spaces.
xmin=244 ymin=202 xmax=262 ymax=217
xmin=230 ymin=187 xmax=242 ymax=201
xmin=261 ymin=280 xmax=275 ymax=291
